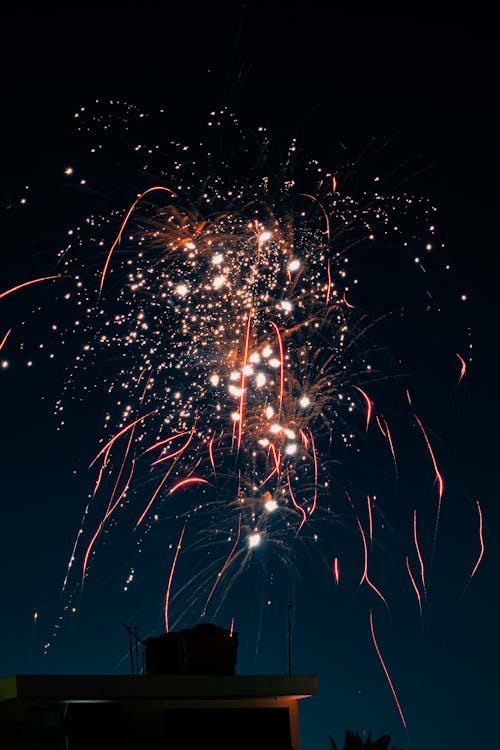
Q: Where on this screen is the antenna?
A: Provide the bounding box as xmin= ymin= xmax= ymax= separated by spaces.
xmin=287 ymin=604 xmax=293 ymax=676
xmin=122 ymin=624 xmax=144 ymax=675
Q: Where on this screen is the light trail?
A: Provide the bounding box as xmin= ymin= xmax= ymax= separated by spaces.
xmin=369 ymin=609 xmax=408 ymax=729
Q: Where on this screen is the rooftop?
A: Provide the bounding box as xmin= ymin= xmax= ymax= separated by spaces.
xmin=0 ymin=674 xmax=317 ymax=702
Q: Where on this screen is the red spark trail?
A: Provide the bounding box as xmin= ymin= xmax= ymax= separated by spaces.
xmin=89 ymin=410 xmax=156 ymax=468
xmin=204 ymin=513 xmax=242 ymax=610
xmin=139 ymin=369 xmax=153 ymax=402
xmin=376 ymin=415 xmax=397 ymax=474
xmin=150 ymin=428 xmax=196 ymax=466
xmin=270 ymin=321 xmax=284 ymax=415
xmin=326 ymin=258 xmax=333 ymax=304
xmin=356 ymin=517 xmax=389 ymax=610
xmin=470 ymin=500 xmax=485 ymax=579
xmin=208 ymin=436 xmax=216 ymax=475
xmin=0 ymin=328 xmax=12 ymax=351
xmin=308 ymin=430 xmax=318 ymax=516
xmin=143 ymin=431 xmax=191 ymax=455
xmin=382 ymin=416 xmax=397 ymax=475
xmin=333 ymin=556 xmax=340 ymax=585
xmin=456 ymin=352 xmax=467 ymax=386
xmin=414 ymin=413 xmax=444 ymax=556
xmin=135 ymin=464 xmax=176 ymax=528
xmin=92 ymin=457 xmax=109 ymax=498
xmin=104 ymin=400 xmax=145 ymax=513
xmin=99 ymin=186 xmax=177 ymax=294
xmin=270 ymin=443 xmax=281 ymax=473
xmin=353 ymin=385 xmax=373 ymax=432
xmin=260 ymin=444 xmax=281 ymax=487
xmin=169 ymin=477 xmax=210 ymax=494
xmin=369 ymin=610 xmax=407 ymax=728
xmin=0 ymin=275 xmax=61 ymax=301
xmin=82 ymin=458 xmax=136 ymax=580
xmin=287 ymin=470 xmax=307 ymax=532
xmin=342 ymin=291 xmax=355 ymax=308
xmin=164 ymin=525 xmax=186 ymax=633
xmin=413 ymin=509 xmax=427 ymax=601
xmin=237 ymin=308 xmax=253 ymax=451
xmin=367 ymin=495 xmax=373 ymax=547
xmin=405 ymin=555 xmax=423 ymax=617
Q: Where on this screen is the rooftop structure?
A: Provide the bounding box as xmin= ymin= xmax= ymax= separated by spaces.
xmin=0 ymin=624 xmax=317 ymax=749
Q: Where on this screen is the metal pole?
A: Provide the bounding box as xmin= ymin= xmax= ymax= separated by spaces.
xmin=287 ymin=604 xmax=293 ymax=676
xmin=134 ymin=626 xmax=140 ymax=675
xmin=122 ymin=624 xmax=135 ymax=675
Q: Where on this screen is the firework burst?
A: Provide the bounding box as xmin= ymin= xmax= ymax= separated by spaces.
xmin=4 ymin=106 xmax=480 ymax=689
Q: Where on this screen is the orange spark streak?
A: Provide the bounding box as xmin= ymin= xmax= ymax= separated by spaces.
xmin=353 ymin=385 xmax=373 ymax=432
xmin=405 ymin=555 xmax=423 ymax=617
xmin=456 ymin=352 xmax=467 ymax=386
xmin=139 ymin=369 xmax=153 ymax=402
xmin=237 ymin=308 xmax=253 ymax=451
xmin=333 ymin=556 xmax=340 ymax=585
xmin=326 ymin=258 xmax=332 ymax=304
xmin=342 ymin=291 xmax=355 ymax=308
xmin=82 ymin=458 xmax=136 ymax=580
xmin=381 ymin=416 xmax=397 ymax=473
xmin=105 ymin=402 xmax=144 ymax=512
xmin=0 ymin=328 xmax=12 ymax=351
xmin=92 ymin=459 xmax=108 ymax=498
xmin=369 ymin=610 xmax=407 ymax=728
xmin=470 ymin=500 xmax=485 ymax=579
xmin=260 ymin=444 xmax=281 ymax=487
xmin=414 ymin=413 xmax=444 ymax=551
xmin=0 ymin=275 xmax=61 ymax=301
xmin=99 ymin=186 xmax=177 ymax=294
xmin=268 ymin=443 xmax=281 ymax=474
xmin=413 ymin=509 xmax=427 ymax=601
xmin=367 ymin=495 xmax=373 ymax=547
xmin=143 ymin=431 xmax=191 ymax=454
xmin=208 ymin=436 xmax=216 ymax=475
xmin=357 ymin=517 xmax=389 ymax=610
xmin=270 ymin=321 xmax=284 ymax=415
xmin=164 ymin=525 xmax=186 ymax=633
xmin=169 ymin=477 xmax=210 ymax=494
xmin=375 ymin=415 xmax=386 ymax=437
xmin=260 ymin=463 xmax=279 ymax=487
xmin=135 ymin=464 xmax=176 ymax=528
xmin=229 ymin=617 xmax=235 ymax=637
xmin=150 ymin=429 xmax=196 ymax=466
xmin=308 ymin=430 xmax=318 ymax=516
xmin=89 ymin=410 xmax=156 ymax=468
xmin=105 ymin=436 xmax=133 ymax=512
xmin=299 ymin=429 xmax=309 ymax=448
xmin=287 ymin=471 xmax=307 ymax=532
xmin=204 ymin=513 xmax=242 ymax=609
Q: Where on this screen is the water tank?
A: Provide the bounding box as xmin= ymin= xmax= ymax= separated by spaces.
xmin=144 ymin=623 xmax=238 ymax=676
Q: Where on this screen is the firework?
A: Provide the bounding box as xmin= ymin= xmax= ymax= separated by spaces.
xmin=4 ymin=107 xmax=483 ymax=721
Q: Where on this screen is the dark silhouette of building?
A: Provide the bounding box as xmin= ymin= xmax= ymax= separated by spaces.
xmin=0 ymin=624 xmax=317 ymax=749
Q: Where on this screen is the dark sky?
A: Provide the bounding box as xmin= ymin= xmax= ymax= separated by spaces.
xmin=1 ymin=7 xmax=498 ymax=750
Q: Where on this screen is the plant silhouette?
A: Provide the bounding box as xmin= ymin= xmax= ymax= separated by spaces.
xmin=329 ymin=729 xmax=391 ymax=750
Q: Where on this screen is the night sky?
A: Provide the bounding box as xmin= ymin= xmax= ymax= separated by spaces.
xmin=1 ymin=7 xmax=498 ymax=750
